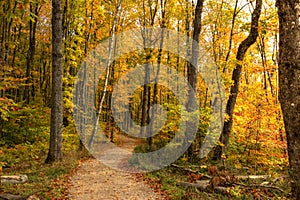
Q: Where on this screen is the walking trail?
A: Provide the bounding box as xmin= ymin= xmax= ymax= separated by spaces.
xmin=68 ymin=134 xmax=167 ymax=200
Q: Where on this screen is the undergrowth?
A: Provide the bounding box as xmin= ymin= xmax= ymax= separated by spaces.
xmin=133 ymin=142 xmax=291 ymax=200
xmin=0 ymin=108 xmax=90 ymax=199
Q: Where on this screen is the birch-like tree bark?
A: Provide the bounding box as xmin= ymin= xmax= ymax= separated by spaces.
xmin=88 ymin=0 xmax=121 ymax=148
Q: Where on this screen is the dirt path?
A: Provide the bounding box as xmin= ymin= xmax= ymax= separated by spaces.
xmin=68 ymin=134 xmax=167 ymax=200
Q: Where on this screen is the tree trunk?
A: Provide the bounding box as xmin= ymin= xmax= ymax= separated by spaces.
xmin=24 ymin=3 xmax=38 ymax=104
xmin=140 ymin=0 xmax=158 ymax=139
xmin=186 ymin=0 xmax=204 ymax=159
xmin=148 ymin=0 xmax=167 ymax=146
xmin=45 ymin=0 xmax=63 ymax=163
xmin=88 ymin=0 xmax=121 ymax=148
xmin=223 ymin=0 xmax=240 ymax=73
xmin=213 ymin=0 xmax=262 ymax=160
xmin=276 ymin=0 xmax=300 ymax=198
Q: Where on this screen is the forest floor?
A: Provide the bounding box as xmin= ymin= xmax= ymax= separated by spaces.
xmin=67 ymin=134 xmax=168 ymax=200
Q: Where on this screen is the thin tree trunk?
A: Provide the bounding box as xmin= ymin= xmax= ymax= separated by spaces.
xmin=148 ymin=0 xmax=167 ymax=146
xmin=257 ymin=35 xmax=270 ymax=103
xmin=88 ymin=0 xmax=121 ymax=148
xmin=78 ymin=0 xmax=95 ymax=150
xmin=223 ymin=0 xmax=239 ymax=73
xmin=140 ymin=56 xmax=151 ymax=138
xmin=24 ymin=2 xmax=39 ymax=104
xmin=140 ymin=0 xmax=158 ymax=139
xmin=1 ymin=1 xmax=17 ymax=98
xmin=184 ymin=0 xmax=191 ymax=78
xmin=109 ymin=36 xmax=117 ymax=142
xmin=213 ymin=0 xmax=262 ymax=160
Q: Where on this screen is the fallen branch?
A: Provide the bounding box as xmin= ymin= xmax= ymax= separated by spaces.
xmin=271 ymin=175 xmax=289 ymax=184
xmin=233 ymin=182 xmax=288 ymax=194
xmin=0 ymin=193 xmax=27 ymax=200
xmin=1 ymin=175 xmax=28 ymax=184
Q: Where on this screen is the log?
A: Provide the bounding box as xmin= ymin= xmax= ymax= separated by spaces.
xmin=177 ymin=180 xmax=210 ymax=190
xmin=1 ymin=175 xmax=28 ymax=184
xmin=171 ymin=164 xmax=211 ymax=179
xmin=0 ymin=194 xmax=39 ymax=200
xmin=212 ymin=186 xmax=228 ymax=194
xmin=236 ymin=175 xmax=271 ymax=180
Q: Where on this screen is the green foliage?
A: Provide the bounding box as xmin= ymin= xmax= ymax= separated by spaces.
xmin=1 ymin=105 xmax=50 ymax=146
xmin=0 ymin=97 xmax=18 ymax=121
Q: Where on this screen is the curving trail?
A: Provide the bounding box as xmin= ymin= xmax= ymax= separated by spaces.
xmin=68 ymin=134 xmax=166 ymax=200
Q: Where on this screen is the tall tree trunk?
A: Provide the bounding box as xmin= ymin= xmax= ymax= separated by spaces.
xmin=148 ymin=0 xmax=167 ymax=146
xmin=78 ymin=0 xmax=95 ymax=150
xmin=140 ymin=0 xmax=158 ymax=139
xmin=45 ymin=0 xmax=63 ymax=163
xmin=24 ymin=3 xmax=39 ymax=104
xmin=108 ymin=54 xmax=115 ymax=142
xmin=186 ymin=0 xmax=204 ymax=159
xmin=276 ymin=0 xmax=300 ymax=198
xmin=0 ymin=0 xmax=17 ymax=98
xmin=140 ymin=56 xmax=151 ymax=138
xmin=213 ymin=0 xmax=262 ymax=160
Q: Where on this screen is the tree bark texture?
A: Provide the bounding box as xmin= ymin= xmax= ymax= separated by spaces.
xmin=276 ymin=0 xmax=300 ymax=198
xmin=186 ymin=0 xmax=204 ymax=159
xmin=45 ymin=0 xmax=63 ymax=163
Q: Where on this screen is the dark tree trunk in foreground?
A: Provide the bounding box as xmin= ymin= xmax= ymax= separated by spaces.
xmin=213 ymin=0 xmax=262 ymax=160
xmin=276 ymin=0 xmax=300 ymax=198
xmin=45 ymin=0 xmax=63 ymax=163
xmin=186 ymin=0 xmax=204 ymax=159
